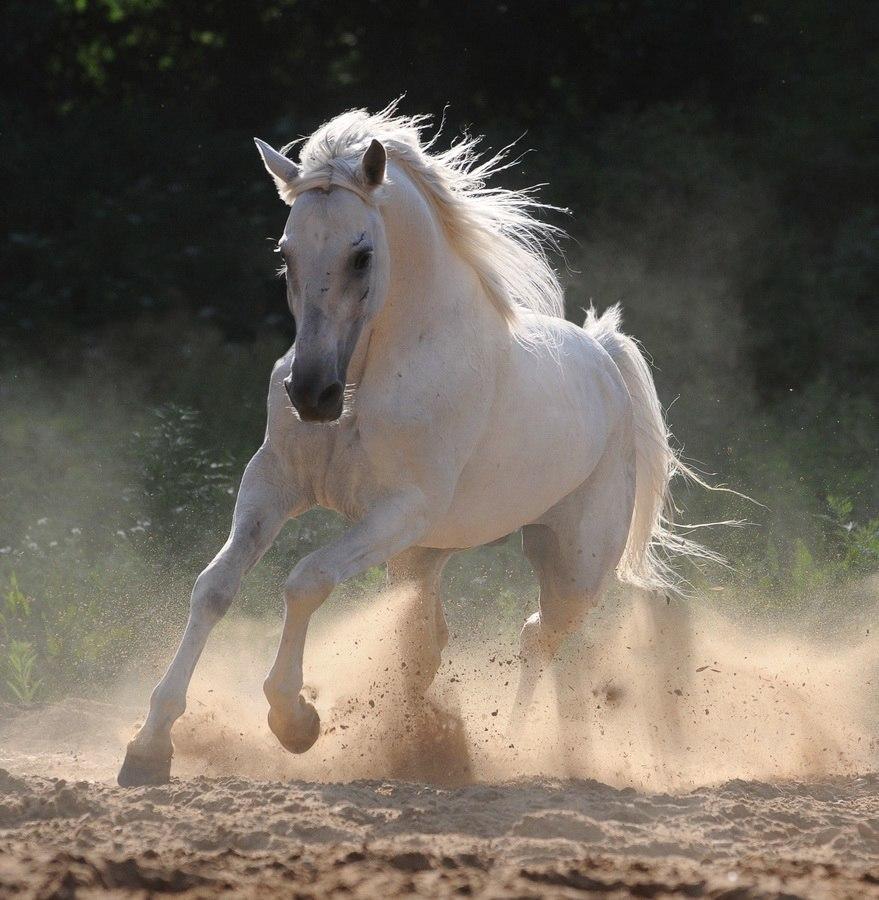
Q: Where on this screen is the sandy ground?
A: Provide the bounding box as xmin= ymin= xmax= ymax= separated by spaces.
xmin=1 ymin=590 xmax=877 ymax=897
xmin=2 ymin=765 xmax=878 ymax=898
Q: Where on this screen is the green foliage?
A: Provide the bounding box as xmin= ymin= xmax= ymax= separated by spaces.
xmin=0 ymin=572 xmax=30 ymax=625
xmin=718 ymin=491 xmax=879 ymax=626
xmin=127 ymin=404 xmax=235 ymax=552
xmin=0 ymin=567 xmax=137 ymax=704
xmin=0 ymin=576 xmax=43 ymax=703
xmin=3 ymin=640 xmax=42 ymax=704
xmin=825 ymin=495 xmax=879 ymax=576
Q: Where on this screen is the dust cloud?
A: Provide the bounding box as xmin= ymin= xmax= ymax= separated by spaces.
xmin=173 ymin=586 xmax=879 ymax=792
xmin=5 ymin=581 xmax=873 ymax=793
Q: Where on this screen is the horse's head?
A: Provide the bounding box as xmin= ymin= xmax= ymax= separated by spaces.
xmin=255 ymin=138 xmax=390 ymax=422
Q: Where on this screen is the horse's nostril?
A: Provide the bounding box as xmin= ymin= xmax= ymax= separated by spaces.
xmin=289 ymin=374 xmax=344 ymax=421
xmin=317 ymin=381 xmax=343 ymax=408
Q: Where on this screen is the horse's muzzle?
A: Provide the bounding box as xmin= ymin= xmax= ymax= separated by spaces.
xmin=285 ymin=374 xmax=344 ymax=422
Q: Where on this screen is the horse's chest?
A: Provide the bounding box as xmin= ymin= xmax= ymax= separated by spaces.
xmin=298 ymin=423 xmax=374 ymax=520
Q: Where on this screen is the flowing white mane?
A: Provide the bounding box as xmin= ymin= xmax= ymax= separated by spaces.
xmin=283 ymin=102 xmax=567 ymax=328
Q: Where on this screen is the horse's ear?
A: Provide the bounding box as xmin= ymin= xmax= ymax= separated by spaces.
xmin=361 ymin=139 xmax=386 ymax=187
xmin=254 ymin=138 xmax=300 ymax=202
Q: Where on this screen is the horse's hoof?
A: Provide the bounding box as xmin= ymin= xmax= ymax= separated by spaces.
xmin=268 ymin=696 xmax=320 ymax=754
xmin=117 ymin=741 xmax=173 ymax=787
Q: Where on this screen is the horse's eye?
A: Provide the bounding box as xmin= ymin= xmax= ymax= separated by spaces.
xmin=352 ymin=249 xmax=372 ymax=272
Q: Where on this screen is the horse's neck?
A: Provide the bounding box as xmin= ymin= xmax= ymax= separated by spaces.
xmin=363 ymin=167 xmax=505 ymax=370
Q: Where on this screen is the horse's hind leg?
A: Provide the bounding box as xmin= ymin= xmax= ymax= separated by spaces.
xmin=388 ymin=546 xmax=452 ymax=698
xmin=118 ymin=447 xmax=299 ymax=786
xmin=512 ymin=447 xmax=635 ymax=729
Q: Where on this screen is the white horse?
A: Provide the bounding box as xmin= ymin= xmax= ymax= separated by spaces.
xmin=118 ymin=104 xmax=711 ymax=786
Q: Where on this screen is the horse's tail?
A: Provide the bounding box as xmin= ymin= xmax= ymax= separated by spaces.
xmin=583 ymin=304 xmax=723 ymax=595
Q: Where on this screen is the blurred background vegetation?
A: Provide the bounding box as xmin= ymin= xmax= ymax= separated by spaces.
xmin=1 ymin=1 xmax=877 ymax=702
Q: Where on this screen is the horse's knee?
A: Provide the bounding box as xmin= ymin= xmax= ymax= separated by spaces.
xmin=284 ymin=558 xmax=335 ymax=614
xmin=190 ymin=568 xmax=236 ymax=623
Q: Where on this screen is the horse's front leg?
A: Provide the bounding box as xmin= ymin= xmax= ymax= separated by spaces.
xmin=118 ymin=446 xmax=301 ymax=786
xmin=263 ymin=491 xmax=430 ymax=753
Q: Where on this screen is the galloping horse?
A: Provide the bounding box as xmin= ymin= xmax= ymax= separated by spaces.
xmin=119 ymin=105 xmax=710 ymax=786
